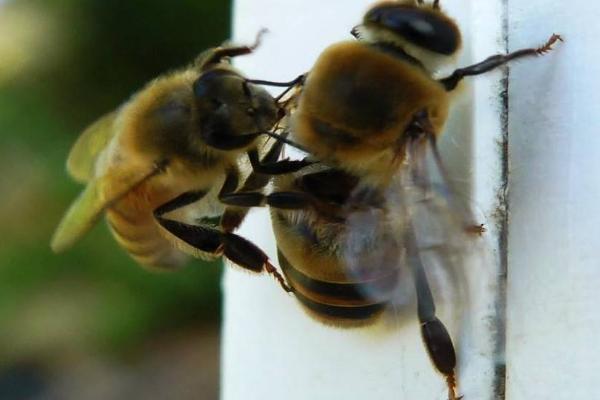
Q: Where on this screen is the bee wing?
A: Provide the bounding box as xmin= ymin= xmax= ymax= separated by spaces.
xmin=392 ymin=136 xmax=482 ymax=314
xmin=66 ymin=110 xmax=119 ymax=183
xmin=51 ymin=165 xmax=163 ymax=253
xmin=396 ymin=178 xmax=469 ymax=314
xmin=342 ymin=137 xmax=479 ymax=313
xmin=342 ymin=202 xmax=412 ymax=306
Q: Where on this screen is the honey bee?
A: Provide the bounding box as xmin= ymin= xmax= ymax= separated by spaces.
xmin=51 ymin=34 xmax=306 ymax=287
xmin=152 ymin=2 xmax=561 ymax=398
xmin=156 ymin=2 xmax=562 ymax=398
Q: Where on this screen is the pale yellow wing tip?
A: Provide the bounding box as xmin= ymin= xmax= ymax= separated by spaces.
xmin=52 ymin=162 xmax=164 ymax=256
xmin=50 ymin=211 xmax=92 ymax=253
xmin=50 ymin=228 xmax=74 ymax=253
xmin=49 ymin=181 xmax=107 ymax=254
xmin=66 ymin=111 xmax=118 ymax=183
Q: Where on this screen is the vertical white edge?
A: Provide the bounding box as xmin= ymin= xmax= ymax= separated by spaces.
xmin=453 ymin=1 xmax=508 ymax=399
xmin=224 ymin=1 xmax=505 ymax=399
xmin=506 ymin=1 xmax=600 ymax=399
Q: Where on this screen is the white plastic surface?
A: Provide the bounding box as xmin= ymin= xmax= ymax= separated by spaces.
xmin=223 ymin=1 xmax=511 ymax=399
xmin=506 ymin=1 xmax=600 ymax=399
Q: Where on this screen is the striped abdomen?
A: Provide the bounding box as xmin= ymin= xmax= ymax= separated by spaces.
xmin=106 ymin=183 xmax=189 ymax=270
xmin=105 ymin=169 xmax=224 ymax=270
xmin=272 ymin=209 xmax=403 ymax=327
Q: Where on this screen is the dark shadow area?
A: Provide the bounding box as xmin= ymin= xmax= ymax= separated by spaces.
xmin=0 ymin=1 xmax=232 ymax=398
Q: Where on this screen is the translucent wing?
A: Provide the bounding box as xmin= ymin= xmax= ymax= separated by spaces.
xmin=51 ymin=165 xmax=163 ymax=253
xmin=342 ymin=135 xmax=481 ymax=315
xmin=405 ymin=133 xmax=483 ymax=302
xmin=66 ymin=111 xmax=118 ymax=183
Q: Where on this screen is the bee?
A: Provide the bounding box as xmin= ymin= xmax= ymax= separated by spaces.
xmin=51 ymin=34 xmax=307 ymax=287
xmin=154 ymin=2 xmax=561 ymax=398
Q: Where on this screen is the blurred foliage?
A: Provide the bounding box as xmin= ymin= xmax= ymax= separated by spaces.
xmin=0 ymin=0 xmax=231 ymax=380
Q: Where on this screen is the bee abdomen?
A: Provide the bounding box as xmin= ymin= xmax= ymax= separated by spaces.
xmin=107 ymin=206 xmax=187 ymax=270
xmin=278 ymin=250 xmax=396 ymax=327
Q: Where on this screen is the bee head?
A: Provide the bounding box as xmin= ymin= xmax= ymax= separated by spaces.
xmin=356 ymin=0 xmax=461 ymax=73
xmin=193 ymin=68 xmax=278 ymax=150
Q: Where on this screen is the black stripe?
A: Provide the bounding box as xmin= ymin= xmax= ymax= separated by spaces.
xmin=278 ymin=250 xmax=397 ymax=303
xmin=294 ymin=289 xmax=385 ymax=321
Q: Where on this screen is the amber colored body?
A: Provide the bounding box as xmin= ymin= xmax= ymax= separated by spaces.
xmin=105 ymin=159 xmax=230 ymax=269
xmin=293 ymin=41 xmax=450 ymax=184
xmin=269 ymin=15 xmax=559 ymax=397
xmin=75 ymin=70 xmax=253 ymax=268
xmin=51 ymin=46 xmax=278 ymax=270
xmin=101 ymin=71 xmax=248 ymax=269
xmin=271 ymin=169 xmax=404 ymax=326
xmin=275 ymin=41 xmax=451 ymax=324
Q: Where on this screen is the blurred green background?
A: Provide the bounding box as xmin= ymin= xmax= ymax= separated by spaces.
xmin=0 ymin=0 xmax=232 ymax=398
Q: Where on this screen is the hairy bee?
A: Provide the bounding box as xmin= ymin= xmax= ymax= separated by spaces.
xmin=165 ymin=1 xmax=561 ymax=398
xmin=51 ymin=35 xmax=305 ymax=285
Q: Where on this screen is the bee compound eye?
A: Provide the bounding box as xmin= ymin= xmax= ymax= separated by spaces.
xmin=194 ymin=69 xmax=237 ymax=101
xmin=194 ymin=72 xmax=218 ymax=99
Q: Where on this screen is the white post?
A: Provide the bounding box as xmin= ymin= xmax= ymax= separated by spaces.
xmin=506 ymin=1 xmax=600 ymax=399
xmin=222 ymin=1 xmax=517 ymax=399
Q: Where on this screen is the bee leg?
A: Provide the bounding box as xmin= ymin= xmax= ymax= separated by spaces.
xmin=247 ymin=148 xmax=313 ymax=175
xmin=220 ymin=139 xmax=288 ymax=232
xmin=217 ymin=135 xmax=292 ymax=204
xmin=220 ymin=208 xmax=249 ymax=233
xmin=221 ymin=171 xmax=353 ymax=221
xmin=220 ymin=168 xmax=347 ymax=216
xmin=439 ymin=33 xmax=563 ymax=91
xmin=405 ymin=229 xmax=460 ymax=400
xmin=154 ymin=190 xmax=208 ymax=218
xmin=154 ymin=190 xmax=294 ymax=293
xmin=243 ymin=138 xmax=286 ymax=190
xmin=296 ymin=169 xmax=360 ymax=205
xmin=218 ymin=167 xmax=255 ymax=232
xmin=219 ymin=190 xmax=313 ymax=210
xmin=160 ymin=218 xmax=293 ymax=293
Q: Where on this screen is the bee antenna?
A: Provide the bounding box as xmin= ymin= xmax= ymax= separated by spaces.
xmin=250 ymin=28 xmax=269 ymax=51
xmin=246 ymin=74 xmax=306 ymax=89
xmin=433 ymin=0 xmax=440 ymax=9
xmin=260 ymin=131 xmax=311 ymax=153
